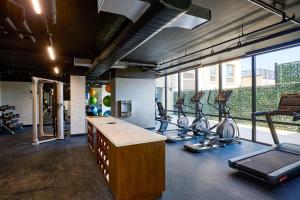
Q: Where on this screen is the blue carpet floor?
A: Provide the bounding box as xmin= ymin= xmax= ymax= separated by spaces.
xmin=1 ymin=127 xmax=300 ymax=200
xmin=161 ymin=139 xmax=300 ymax=200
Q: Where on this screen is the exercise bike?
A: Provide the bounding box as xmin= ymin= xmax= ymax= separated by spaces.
xmin=156 ymin=91 xmax=209 ymax=143
xmin=156 ymin=101 xmax=171 ymax=133
xmin=184 ymin=90 xmax=240 ymax=152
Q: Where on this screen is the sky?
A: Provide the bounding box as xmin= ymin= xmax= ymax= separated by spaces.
xmin=241 ymin=45 xmax=300 ymax=71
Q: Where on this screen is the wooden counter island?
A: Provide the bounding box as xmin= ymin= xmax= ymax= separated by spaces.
xmin=86 ymin=116 xmax=167 ymax=200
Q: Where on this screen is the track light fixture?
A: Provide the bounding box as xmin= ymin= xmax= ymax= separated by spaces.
xmin=54 ymin=67 xmax=59 ymax=74
xmin=47 ymin=46 xmax=55 ymax=60
xmin=32 ymin=0 xmax=42 ymax=14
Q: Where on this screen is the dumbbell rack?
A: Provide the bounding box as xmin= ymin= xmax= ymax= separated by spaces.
xmin=0 ymin=105 xmax=23 ymax=134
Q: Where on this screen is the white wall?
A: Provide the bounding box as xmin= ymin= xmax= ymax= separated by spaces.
xmin=70 ymin=76 xmax=86 ymax=135
xmin=0 ymin=81 xmax=32 ymax=125
xmin=112 ymin=78 xmax=155 ymax=128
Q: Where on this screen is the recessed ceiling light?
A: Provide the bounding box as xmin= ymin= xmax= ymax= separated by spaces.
xmin=47 ymin=46 xmax=55 ymax=60
xmin=31 ymin=0 xmax=42 ymax=14
xmin=54 ymin=67 xmax=59 ymax=74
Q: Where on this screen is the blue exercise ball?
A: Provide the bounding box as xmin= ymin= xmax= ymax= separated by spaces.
xmin=87 ymin=105 xmax=98 ymax=116
xmin=103 ymin=110 xmax=111 ymax=117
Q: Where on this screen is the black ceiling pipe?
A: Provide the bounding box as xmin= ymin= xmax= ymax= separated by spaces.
xmin=158 ymin=20 xmax=285 ymax=66
xmin=88 ymin=0 xmax=192 ymax=77
xmin=247 ymin=0 xmax=300 ymax=25
xmin=47 ymin=0 xmax=57 ymax=24
xmin=157 ymin=24 xmax=300 ymax=72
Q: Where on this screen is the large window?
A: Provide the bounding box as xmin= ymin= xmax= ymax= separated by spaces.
xmin=155 ymin=45 xmax=300 ymax=144
xmin=198 ymin=65 xmax=219 ymax=124
xmin=255 ymin=46 xmax=300 ymax=144
xmin=180 ymin=70 xmax=195 ymax=115
xmin=155 ymin=77 xmax=165 ymax=107
xmin=209 ymin=66 xmax=217 ymax=82
xmin=166 ymin=74 xmax=179 ymax=114
xmin=222 ymin=58 xmax=252 ymax=140
xmin=226 ymin=64 xmax=234 ymax=82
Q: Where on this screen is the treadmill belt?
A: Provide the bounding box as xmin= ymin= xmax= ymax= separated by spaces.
xmin=237 ymin=150 xmax=300 ymax=175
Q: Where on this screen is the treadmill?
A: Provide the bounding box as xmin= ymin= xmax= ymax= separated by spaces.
xmin=228 ymin=93 xmax=300 ymax=185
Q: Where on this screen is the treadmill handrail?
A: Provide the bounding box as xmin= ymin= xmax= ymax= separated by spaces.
xmin=252 ymin=110 xmax=299 ymax=118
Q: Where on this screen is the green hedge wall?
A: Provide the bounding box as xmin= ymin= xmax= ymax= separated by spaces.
xmin=167 ymin=61 xmax=300 ymax=132
xmin=174 ymin=85 xmax=300 ymax=132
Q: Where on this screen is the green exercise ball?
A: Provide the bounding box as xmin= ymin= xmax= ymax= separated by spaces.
xmin=89 ymin=96 xmax=97 ymax=105
xmin=103 ymin=95 xmax=111 ymax=107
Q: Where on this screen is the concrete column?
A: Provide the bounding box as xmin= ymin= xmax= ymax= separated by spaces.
xmin=56 ymin=82 xmax=64 ymax=139
xmin=32 ymin=78 xmax=39 ymax=145
xmin=38 ymin=82 xmax=44 ymax=137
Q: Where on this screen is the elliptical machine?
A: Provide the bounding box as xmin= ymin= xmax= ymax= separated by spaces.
xmin=212 ymin=90 xmax=241 ymax=144
xmin=184 ymin=90 xmax=240 ymax=152
xmin=188 ymin=91 xmax=210 ymax=136
xmin=156 ymin=91 xmax=209 ymax=143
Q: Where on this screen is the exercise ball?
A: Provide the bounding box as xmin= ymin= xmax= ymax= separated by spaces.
xmin=105 ymin=84 xmax=111 ymax=93
xmin=87 ymin=105 xmax=98 ymax=116
xmin=91 ymin=106 xmax=98 ymax=115
xmin=103 ymin=110 xmax=111 ymax=117
xmin=89 ymin=88 xmax=96 ymax=96
xmin=103 ymin=95 xmax=111 ymax=107
xmin=89 ymin=96 xmax=97 ymax=105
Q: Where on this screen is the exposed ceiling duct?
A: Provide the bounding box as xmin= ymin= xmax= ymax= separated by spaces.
xmin=97 ymin=0 xmax=150 ymax=23
xmin=110 ymin=61 xmax=156 ymax=69
xmin=74 ymin=58 xmax=92 ymax=68
xmin=88 ymin=0 xmax=211 ymax=77
xmin=166 ymin=4 xmax=210 ymax=30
